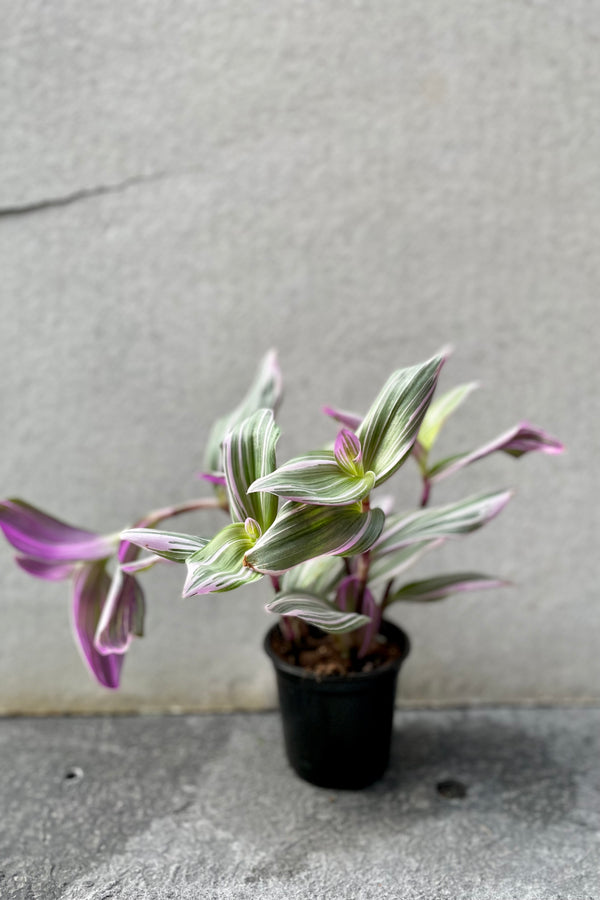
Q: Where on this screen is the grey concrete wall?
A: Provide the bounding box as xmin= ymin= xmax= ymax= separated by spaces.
xmin=0 ymin=1 xmax=595 ymax=713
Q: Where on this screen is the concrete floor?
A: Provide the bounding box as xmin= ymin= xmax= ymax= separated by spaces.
xmin=1 ymin=708 xmax=599 ymax=899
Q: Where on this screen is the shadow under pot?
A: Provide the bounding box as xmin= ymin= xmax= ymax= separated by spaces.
xmin=264 ymin=620 xmax=410 ymax=790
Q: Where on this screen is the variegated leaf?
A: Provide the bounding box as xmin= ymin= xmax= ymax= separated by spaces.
xmin=249 ymin=451 xmax=375 ymax=506
xmin=417 ymin=383 xmax=478 ymax=453
xmin=429 ymin=422 xmax=565 ymax=482
xmin=222 ymin=408 xmax=280 ymax=529
xmin=121 ymin=528 xmax=209 ymax=563
xmin=183 ymin=521 xmax=262 ymax=595
xmin=367 ymin=539 xmax=442 ymax=586
xmin=244 ymin=503 xmax=385 ymax=576
xmin=357 ymin=351 xmax=447 ymax=485
xmin=266 ymin=591 xmax=370 ymax=634
xmin=203 ymin=350 xmax=283 ymax=473
xmin=373 ymin=491 xmax=512 ymax=554
xmin=281 ymin=555 xmax=345 ymax=596
xmin=387 ymin=573 xmax=508 ymax=604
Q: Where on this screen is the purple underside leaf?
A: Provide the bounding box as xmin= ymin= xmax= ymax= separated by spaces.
xmin=15 ymin=557 xmax=78 ymax=581
xmin=429 ymin=422 xmax=564 ymax=481
xmin=323 ymin=406 xmax=363 ymax=431
xmin=71 ymin=561 xmax=124 ymax=689
xmin=387 ymin=573 xmax=509 ymax=605
xmin=198 ymin=472 xmax=227 ymax=486
xmin=0 ymin=499 xmax=117 ymax=562
xmin=265 ymin=591 xmax=371 ymax=634
xmin=120 ymin=554 xmax=165 ymax=574
xmin=248 ymin=452 xmax=375 ymax=506
xmin=244 ymin=503 xmax=385 ymax=576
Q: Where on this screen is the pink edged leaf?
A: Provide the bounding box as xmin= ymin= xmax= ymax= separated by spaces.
xmin=373 ymin=491 xmax=513 ymax=555
xmin=0 ymin=499 xmax=117 ymax=562
xmin=323 ymin=406 xmax=363 ymax=431
xmin=334 ymin=429 xmax=364 ymax=477
xmin=244 ymin=503 xmax=385 ymax=576
xmin=94 ymin=566 xmax=145 ymax=655
xmin=368 ymin=539 xmax=443 ymax=586
xmin=357 ymin=350 xmax=449 ymax=486
xmin=120 ymin=554 xmax=166 ymax=574
xmin=387 ymin=572 xmax=509 ymax=605
xmin=183 ymin=522 xmax=262 ymax=596
xmin=266 ymin=591 xmax=370 ymax=634
xmin=429 ymin=422 xmax=564 ymax=482
xmin=222 ymin=408 xmax=280 ymax=530
xmin=71 ymin=561 xmax=124 ymax=689
xmin=249 ymin=451 xmax=375 ymax=507
xmin=121 ymin=528 xmax=209 ymax=563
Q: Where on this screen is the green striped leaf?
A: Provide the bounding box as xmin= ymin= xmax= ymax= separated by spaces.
xmin=183 ymin=521 xmax=262 ymax=595
xmin=121 ymin=529 xmax=209 ymax=563
xmin=266 ymin=591 xmax=370 ymax=634
xmin=367 ymin=539 xmax=442 ymax=586
xmin=357 ymin=351 xmax=447 ymax=486
xmin=204 ymin=350 xmax=282 ymax=473
xmin=387 ymin=573 xmax=508 ymax=605
xmin=281 ymin=555 xmax=345 ymax=596
xmin=244 ymin=503 xmax=385 ymax=576
xmin=417 ymin=382 xmax=478 ymax=453
xmin=249 ymin=450 xmax=375 ymax=506
xmin=222 ymin=408 xmax=280 ymax=529
xmin=373 ymin=491 xmax=512 ymax=555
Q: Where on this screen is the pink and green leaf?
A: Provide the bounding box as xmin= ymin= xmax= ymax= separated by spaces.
xmin=249 ymin=451 xmax=375 ymax=507
xmin=367 ymin=539 xmax=443 ymax=586
xmin=356 ymin=351 xmax=448 ymax=485
xmin=94 ymin=567 xmax=145 ymax=655
xmin=120 ymin=528 xmax=209 ymax=563
xmin=222 ymin=408 xmax=280 ymax=529
xmin=183 ymin=522 xmax=262 ymax=595
xmin=429 ymin=422 xmax=564 ymax=482
xmin=373 ymin=491 xmax=512 ymax=554
xmin=244 ymin=503 xmax=385 ymax=576
xmin=386 ymin=572 xmax=509 ymax=605
xmin=266 ymin=591 xmax=371 ymax=634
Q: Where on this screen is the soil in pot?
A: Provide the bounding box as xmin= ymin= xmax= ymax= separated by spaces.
xmin=265 ymin=621 xmax=410 ymax=790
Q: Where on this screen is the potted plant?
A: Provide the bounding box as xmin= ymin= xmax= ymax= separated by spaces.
xmin=0 ymin=349 xmax=563 ymax=788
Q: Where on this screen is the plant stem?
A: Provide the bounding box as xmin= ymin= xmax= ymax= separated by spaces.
xmin=136 ymin=497 xmax=226 ymax=529
xmin=420 ymin=478 xmax=431 ymax=508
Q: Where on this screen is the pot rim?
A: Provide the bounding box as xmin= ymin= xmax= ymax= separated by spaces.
xmin=263 ymin=619 xmax=410 ymax=684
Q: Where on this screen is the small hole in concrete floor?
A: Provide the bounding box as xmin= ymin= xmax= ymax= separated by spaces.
xmin=436 ymin=779 xmax=467 ymax=799
xmin=64 ymin=767 xmax=84 ymax=782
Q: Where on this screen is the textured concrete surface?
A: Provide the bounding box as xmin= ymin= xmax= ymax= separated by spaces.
xmin=0 ymin=1 xmax=596 ymax=711
xmin=1 ymin=708 xmax=599 ymax=899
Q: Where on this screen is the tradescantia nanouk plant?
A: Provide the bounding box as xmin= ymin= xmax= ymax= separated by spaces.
xmin=0 ymin=350 xmax=563 ymax=687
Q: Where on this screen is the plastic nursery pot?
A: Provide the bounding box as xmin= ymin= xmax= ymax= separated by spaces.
xmin=264 ymin=620 xmax=410 ymax=790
